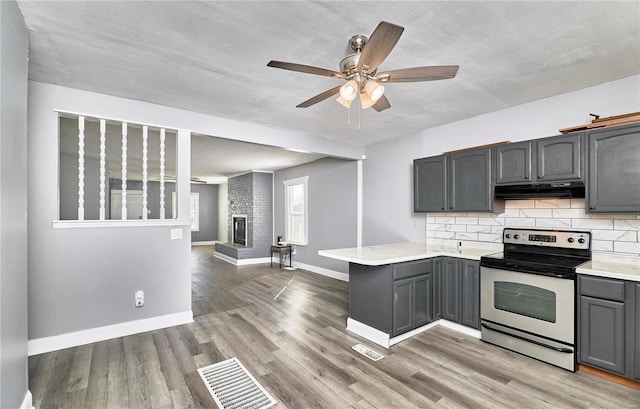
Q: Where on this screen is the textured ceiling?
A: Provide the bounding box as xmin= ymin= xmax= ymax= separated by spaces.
xmin=18 ymin=1 xmax=640 ymax=179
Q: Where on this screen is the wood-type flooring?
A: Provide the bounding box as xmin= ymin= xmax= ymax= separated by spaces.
xmin=29 ymin=246 xmax=640 ymax=408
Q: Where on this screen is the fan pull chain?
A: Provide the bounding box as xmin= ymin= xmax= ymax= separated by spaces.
xmin=347 ymin=104 xmax=351 ymax=126
xmin=358 ymin=103 xmax=361 ymax=130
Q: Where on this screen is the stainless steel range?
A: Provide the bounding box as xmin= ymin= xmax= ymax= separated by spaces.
xmin=480 ymin=228 xmax=591 ymax=371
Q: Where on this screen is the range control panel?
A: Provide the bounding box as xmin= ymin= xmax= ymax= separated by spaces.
xmin=503 ymin=228 xmax=591 ymax=250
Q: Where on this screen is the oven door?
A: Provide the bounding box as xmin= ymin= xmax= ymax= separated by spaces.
xmin=481 ymin=267 xmax=574 ymax=344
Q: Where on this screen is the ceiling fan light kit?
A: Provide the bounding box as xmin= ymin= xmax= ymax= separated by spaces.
xmin=267 ymin=21 xmax=459 ymax=115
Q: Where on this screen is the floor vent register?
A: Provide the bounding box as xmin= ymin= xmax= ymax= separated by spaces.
xmin=351 ymin=344 xmax=384 ymax=361
xmin=198 ymin=358 xmax=277 ymax=409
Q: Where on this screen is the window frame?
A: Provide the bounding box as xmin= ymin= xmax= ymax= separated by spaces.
xmin=283 ymin=176 xmax=309 ymax=246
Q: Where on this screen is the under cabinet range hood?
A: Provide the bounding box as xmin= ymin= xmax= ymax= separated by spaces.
xmin=494 ymin=181 xmax=585 ymax=200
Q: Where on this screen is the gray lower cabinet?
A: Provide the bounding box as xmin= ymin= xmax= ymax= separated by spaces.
xmin=634 ymin=283 xmax=640 ymax=381
xmin=441 ymin=257 xmax=459 ymax=322
xmin=578 ymin=275 xmax=639 ymax=380
xmin=579 ymin=295 xmax=625 ymax=375
xmin=393 ymin=273 xmax=434 ymax=335
xmin=439 ymin=257 xmax=480 ymax=329
xmin=460 ymin=259 xmax=480 ymax=329
xmin=587 ymin=123 xmax=640 ymax=213
xmin=433 ymin=258 xmax=442 ymax=320
xmin=349 ymin=256 xmax=479 ymax=339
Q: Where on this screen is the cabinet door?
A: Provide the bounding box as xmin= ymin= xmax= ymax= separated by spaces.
xmin=393 ymin=278 xmax=414 ymax=336
xmin=414 ymin=274 xmax=433 ymax=328
xmin=634 ymin=283 xmax=640 ymax=381
xmin=494 ymin=141 xmax=534 ymax=184
xmin=433 ymin=258 xmax=442 ymax=320
xmin=536 ymin=134 xmax=582 ymax=181
xmin=579 ymin=295 xmax=625 ymax=375
xmin=587 ymin=124 xmax=640 ymax=213
xmin=448 ymin=148 xmax=493 ymax=212
xmin=460 ymin=260 xmax=480 ymax=329
xmin=414 ymin=156 xmax=447 ymax=212
xmin=441 ymin=258 xmax=460 ymax=322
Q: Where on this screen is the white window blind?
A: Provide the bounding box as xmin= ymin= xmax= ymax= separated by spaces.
xmin=284 ymin=176 xmax=308 ymax=245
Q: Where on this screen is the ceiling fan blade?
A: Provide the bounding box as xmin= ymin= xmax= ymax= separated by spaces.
xmin=267 ymin=60 xmax=345 ymax=78
xmin=372 ymin=95 xmax=391 ymax=112
xmin=296 ymin=85 xmax=342 ymax=108
xmin=376 ymin=65 xmax=459 ymax=83
xmin=357 ymin=21 xmax=404 ymax=72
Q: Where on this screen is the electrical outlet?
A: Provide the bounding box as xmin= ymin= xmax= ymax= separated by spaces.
xmin=170 ymin=228 xmax=183 ymax=240
xmin=135 ymin=290 xmax=144 ymax=308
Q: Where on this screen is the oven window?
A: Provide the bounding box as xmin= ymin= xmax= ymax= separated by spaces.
xmin=494 ymin=281 xmax=556 ymax=323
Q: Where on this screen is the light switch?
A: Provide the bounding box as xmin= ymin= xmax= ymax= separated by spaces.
xmin=171 ymin=228 xmax=183 ymax=240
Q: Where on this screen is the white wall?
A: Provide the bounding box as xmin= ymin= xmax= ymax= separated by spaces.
xmin=0 ymin=1 xmax=30 ymax=407
xmin=363 ymin=75 xmax=640 ymax=247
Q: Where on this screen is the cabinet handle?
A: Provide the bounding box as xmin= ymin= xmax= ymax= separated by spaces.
xmin=394 ymin=293 xmax=398 ymax=303
xmin=537 ymin=176 xmax=542 ymax=179
xmin=589 ymin=206 xmax=596 ymax=210
xmin=441 ymin=207 xmax=445 ymax=210
xmin=524 ymin=176 xmax=528 ymax=180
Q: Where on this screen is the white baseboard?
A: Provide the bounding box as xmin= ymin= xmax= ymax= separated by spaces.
xmin=28 ymin=310 xmax=193 ymax=356
xmin=192 ymin=240 xmax=216 ymax=246
xmin=214 ymin=252 xmax=271 ymax=266
xmin=20 ymin=390 xmax=33 ymax=409
xmin=347 ymin=318 xmax=390 ymax=348
xmin=438 ymin=320 xmax=481 ymax=339
xmin=295 ymin=262 xmax=349 ymax=282
xmin=346 ymin=317 xmax=480 ymax=350
xmin=390 ymin=320 xmax=440 ymax=346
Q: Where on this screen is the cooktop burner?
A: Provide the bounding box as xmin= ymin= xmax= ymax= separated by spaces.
xmin=480 ymin=228 xmax=592 ymax=278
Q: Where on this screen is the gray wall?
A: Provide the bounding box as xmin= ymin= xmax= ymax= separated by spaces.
xmin=0 ymin=1 xmax=30 ymax=407
xmin=28 ymin=83 xmax=192 ymax=342
xmin=191 ymin=183 xmax=218 ymax=242
xmin=274 ymin=158 xmax=357 ymax=273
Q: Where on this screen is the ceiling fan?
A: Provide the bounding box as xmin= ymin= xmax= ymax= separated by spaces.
xmin=267 ymin=21 xmax=459 ymax=112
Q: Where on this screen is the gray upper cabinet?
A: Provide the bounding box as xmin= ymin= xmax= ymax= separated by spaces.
xmin=587 ymin=123 xmax=640 ymax=213
xmin=494 ymin=134 xmax=583 ymax=185
xmin=536 ymin=133 xmax=582 ymax=181
xmin=413 ymin=156 xmax=447 ymax=212
xmin=448 ymin=147 xmax=493 ymax=212
xmin=494 ymin=141 xmax=534 ymax=184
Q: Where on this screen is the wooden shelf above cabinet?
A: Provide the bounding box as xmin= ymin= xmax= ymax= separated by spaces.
xmin=559 ymin=112 xmax=640 ymax=134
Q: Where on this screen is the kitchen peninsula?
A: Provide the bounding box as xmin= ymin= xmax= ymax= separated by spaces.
xmin=319 ymin=241 xmax=500 ymax=348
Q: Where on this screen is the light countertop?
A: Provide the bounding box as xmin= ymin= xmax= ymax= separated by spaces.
xmin=577 ymin=254 xmax=640 ymax=282
xmin=318 ymin=241 xmax=500 ymax=266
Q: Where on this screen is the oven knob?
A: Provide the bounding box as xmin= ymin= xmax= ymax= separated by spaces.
xmin=513 ymin=234 xmax=519 ymax=239
xmin=578 ymin=238 xmax=586 ymax=244
xmin=567 ymin=237 xmax=575 ymax=243
xmin=505 ymin=234 xmax=511 ymax=239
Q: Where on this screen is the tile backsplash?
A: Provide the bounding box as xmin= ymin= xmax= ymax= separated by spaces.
xmin=426 ymin=199 xmax=640 ymax=255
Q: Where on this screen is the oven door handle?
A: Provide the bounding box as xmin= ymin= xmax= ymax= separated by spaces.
xmin=481 ymin=322 xmax=573 ymax=353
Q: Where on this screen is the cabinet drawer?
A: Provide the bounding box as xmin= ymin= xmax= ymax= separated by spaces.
xmin=393 ymin=259 xmax=432 ymax=280
xmin=579 ymin=275 xmax=625 ymax=301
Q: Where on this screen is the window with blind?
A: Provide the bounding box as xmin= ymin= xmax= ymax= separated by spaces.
xmin=283 ymin=176 xmax=308 ymax=245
